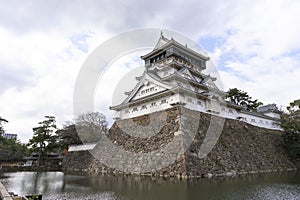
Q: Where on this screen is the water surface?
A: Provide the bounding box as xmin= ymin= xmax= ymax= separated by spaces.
xmin=1 ymin=171 xmax=300 ymax=200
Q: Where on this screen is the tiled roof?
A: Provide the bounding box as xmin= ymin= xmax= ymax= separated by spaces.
xmin=257 ymin=104 xmax=279 ymax=113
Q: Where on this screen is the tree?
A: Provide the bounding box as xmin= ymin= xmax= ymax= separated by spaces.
xmin=27 ymin=116 xmax=58 ymax=163
xmin=281 ymin=99 xmax=300 ymax=159
xmin=56 ymin=123 xmax=82 ymax=152
xmin=0 ymin=136 xmax=29 ymax=161
xmin=0 ymin=117 xmax=29 ymax=161
xmin=56 ymin=112 xmax=108 ymax=152
xmin=75 ymin=112 xmax=108 ymax=143
xmin=226 ymin=88 xmax=263 ymax=112
xmin=287 ymin=99 xmax=300 ymax=114
xmin=76 ymin=112 xmax=108 ymax=132
xmin=0 ymin=116 xmax=8 ymax=135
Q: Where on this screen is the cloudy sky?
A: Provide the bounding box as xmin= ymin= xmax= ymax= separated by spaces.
xmin=1 ymin=0 xmax=300 ymax=142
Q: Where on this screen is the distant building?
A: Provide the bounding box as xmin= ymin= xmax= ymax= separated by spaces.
xmin=2 ymin=133 xmax=17 ymax=140
xmin=110 ymin=33 xmax=282 ymax=130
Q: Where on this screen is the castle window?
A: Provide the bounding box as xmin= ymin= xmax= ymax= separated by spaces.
xmin=228 ymin=109 xmax=233 ymax=114
xmin=124 ymin=109 xmax=130 ymax=114
xmin=140 ymin=87 xmax=155 ymax=95
xmin=161 ymin=99 xmax=167 ymax=104
xmin=259 ymin=120 xmax=263 ymax=124
xmin=150 ymin=52 xmax=166 ymax=64
xmin=221 ymin=107 xmax=225 ymax=111
xmin=132 ymin=107 xmax=138 ymax=112
xmin=141 ymin=105 xmax=147 ymax=110
xmin=251 ymin=119 xmax=256 ymax=123
xmin=197 ymin=101 xmax=202 ymax=106
xmin=266 ymin=121 xmax=269 ymax=124
xmin=151 ymin=102 xmax=157 ymax=107
xmin=200 ymin=60 xmax=206 ymax=68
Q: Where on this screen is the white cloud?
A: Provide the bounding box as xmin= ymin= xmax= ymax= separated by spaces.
xmin=0 ymin=27 xmax=109 ymax=142
xmin=94 ymin=51 xmax=147 ymax=125
xmin=225 ymin=0 xmax=300 ymax=57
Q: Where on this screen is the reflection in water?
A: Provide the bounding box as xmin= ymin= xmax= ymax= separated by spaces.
xmin=0 ymin=171 xmax=300 ymax=200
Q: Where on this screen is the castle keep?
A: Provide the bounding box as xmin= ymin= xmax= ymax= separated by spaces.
xmin=110 ymin=33 xmax=281 ymax=130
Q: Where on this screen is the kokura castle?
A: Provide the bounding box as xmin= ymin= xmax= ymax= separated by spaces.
xmin=110 ymin=33 xmax=281 ymax=130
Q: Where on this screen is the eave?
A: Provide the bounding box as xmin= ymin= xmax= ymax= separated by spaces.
xmin=110 ymin=88 xmax=175 ymax=110
xmin=162 ymin=73 xmax=225 ymax=95
xmin=141 ymin=39 xmax=210 ymax=61
xmin=110 ymin=86 xmax=221 ymax=111
xmin=240 ymin=109 xmax=281 ymax=121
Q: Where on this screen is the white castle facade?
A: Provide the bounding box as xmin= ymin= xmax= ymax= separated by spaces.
xmin=110 ymin=33 xmax=281 ymax=130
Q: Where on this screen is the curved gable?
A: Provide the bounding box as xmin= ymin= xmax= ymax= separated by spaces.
xmin=122 ymin=72 xmax=173 ymax=104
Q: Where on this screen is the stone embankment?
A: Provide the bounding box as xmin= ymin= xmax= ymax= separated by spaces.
xmin=0 ymin=182 xmax=12 ymax=200
xmin=63 ymin=106 xmax=297 ymax=179
xmin=0 ymin=159 xmax=62 ymax=172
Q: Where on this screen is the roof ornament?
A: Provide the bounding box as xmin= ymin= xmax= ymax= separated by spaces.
xmin=160 ymin=31 xmax=165 ymax=39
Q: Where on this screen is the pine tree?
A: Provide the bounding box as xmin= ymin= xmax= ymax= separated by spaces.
xmin=27 ymin=116 xmax=58 ymax=165
xmin=226 ymin=88 xmax=263 ymax=112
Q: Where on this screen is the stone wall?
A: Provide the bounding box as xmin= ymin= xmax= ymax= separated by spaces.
xmin=63 ymin=106 xmax=297 ymax=179
xmin=182 ymin=108 xmax=296 ymax=178
xmin=62 ymin=150 xmax=94 ymax=175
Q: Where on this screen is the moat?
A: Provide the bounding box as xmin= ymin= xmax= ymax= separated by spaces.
xmin=1 ymin=171 xmax=300 ymax=200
